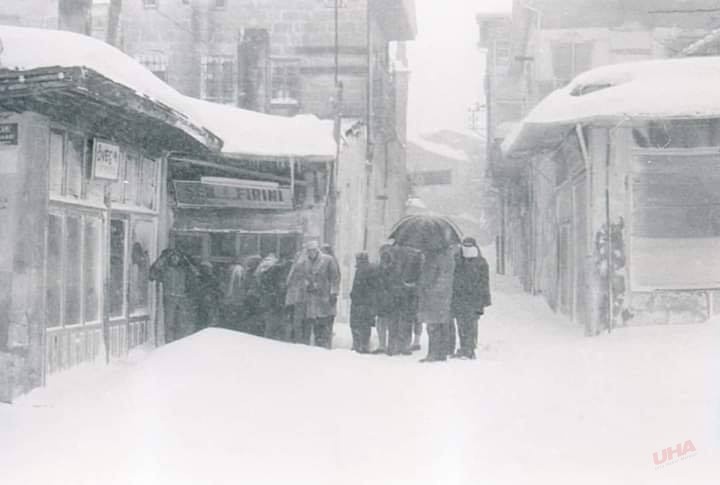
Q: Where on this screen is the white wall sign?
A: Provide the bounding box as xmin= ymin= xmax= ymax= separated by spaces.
xmin=92 ymin=139 xmax=120 ymax=181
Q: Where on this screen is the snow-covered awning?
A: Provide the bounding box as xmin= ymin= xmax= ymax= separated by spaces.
xmin=0 ymin=25 xmax=336 ymax=161
xmin=502 ymin=56 xmax=720 ymax=158
xmin=181 ymin=97 xmax=336 ymax=161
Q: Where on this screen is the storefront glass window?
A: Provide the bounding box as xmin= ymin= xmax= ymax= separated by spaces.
xmin=173 ymin=233 xmax=203 ymax=261
xmin=260 ymin=233 xmax=278 ymax=257
xmin=66 ymin=134 xmax=84 ymax=199
xmin=49 ymin=130 xmax=64 ymax=196
xmin=84 ymin=217 xmax=101 ymax=323
xmin=238 ymin=233 xmax=259 ymax=258
xmin=125 ymin=152 xmax=139 ymax=206
xmin=142 ymin=158 xmax=157 ymax=210
xmin=110 ymin=219 xmax=127 ymax=317
xmin=278 ymin=233 xmax=300 ymax=259
xmin=129 ymin=219 xmax=154 ymax=315
xmin=110 ymin=151 xmax=126 ymax=203
xmin=64 ymin=215 xmax=83 ymax=325
xmin=211 ymin=233 xmax=236 ymax=258
xmin=631 ymin=153 xmax=720 ymax=289
xmin=46 ymin=214 xmax=63 ymax=327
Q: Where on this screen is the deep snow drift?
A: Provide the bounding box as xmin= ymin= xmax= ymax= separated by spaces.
xmin=0 ymin=277 xmax=718 ymax=485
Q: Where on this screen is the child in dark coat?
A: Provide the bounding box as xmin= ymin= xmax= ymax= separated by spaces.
xmin=349 ymin=252 xmax=377 ymax=353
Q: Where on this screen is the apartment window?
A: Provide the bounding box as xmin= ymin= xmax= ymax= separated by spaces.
xmin=143 ymin=0 xmax=158 ymax=8
xmin=136 ymin=53 xmax=168 ymax=82
xmin=551 ymin=41 xmax=593 ymax=83
xmin=214 ymin=0 xmax=227 ymax=8
xmin=270 ymin=58 xmax=301 ymax=104
xmin=201 ymin=55 xmax=236 ymax=104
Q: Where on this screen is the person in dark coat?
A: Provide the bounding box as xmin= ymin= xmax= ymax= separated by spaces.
xmin=257 ymin=254 xmax=293 ymax=342
xmin=149 ymin=248 xmax=200 ymax=343
xmin=285 ymin=250 xmax=310 ymax=344
xmin=395 ymin=246 xmax=422 ymax=353
xmin=450 ymin=237 xmax=491 ymax=359
xmin=417 ymin=245 xmax=456 ymax=362
xmin=239 ymin=254 xmax=264 ymax=336
xmin=349 ymin=252 xmax=377 ymax=353
xmin=374 ymin=246 xmax=398 ymax=354
xmin=221 ymin=259 xmax=246 ymax=331
xmin=195 ymin=261 xmax=222 ymax=330
xmin=375 ymin=245 xmax=414 ymax=356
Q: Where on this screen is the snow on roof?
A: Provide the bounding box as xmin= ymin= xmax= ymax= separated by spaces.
xmin=503 ymin=56 xmax=720 ymax=156
xmin=0 ymin=25 xmax=336 ymax=160
xmin=181 ymin=97 xmax=336 ymax=160
xmin=407 ymin=134 xmax=468 ymax=161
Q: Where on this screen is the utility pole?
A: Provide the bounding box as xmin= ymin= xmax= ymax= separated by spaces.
xmin=325 ymin=0 xmax=345 ymax=246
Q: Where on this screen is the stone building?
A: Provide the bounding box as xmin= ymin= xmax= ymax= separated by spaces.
xmin=1 ymin=0 xmax=417 ymax=322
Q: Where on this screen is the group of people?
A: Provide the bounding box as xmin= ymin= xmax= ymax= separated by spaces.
xmin=149 ymin=240 xmax=341 ymax=347
xmin=350 ymin=237 xmax=491 ymax=362
xmin=149 ymin=235 xmax=491 ymax=363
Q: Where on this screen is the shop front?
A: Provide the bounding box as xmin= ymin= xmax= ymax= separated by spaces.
xmin=0 ymin=64 xmax=218 ymax=402
xmin=166 ymin=155 xmax=331 ymax=298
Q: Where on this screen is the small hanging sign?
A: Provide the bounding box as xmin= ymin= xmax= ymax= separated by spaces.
xmin=92 ymin=138 xmax=121 ymax=181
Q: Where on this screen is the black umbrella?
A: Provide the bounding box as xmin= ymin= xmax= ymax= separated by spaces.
xmin=388 ymin=215 xmax=462 ymax=253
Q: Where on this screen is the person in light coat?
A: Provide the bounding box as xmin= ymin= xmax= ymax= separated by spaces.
xmin=287 ymin=241 xmax=339 ymax=348
xmin=417 ymin=245 xmax=456 ymax=362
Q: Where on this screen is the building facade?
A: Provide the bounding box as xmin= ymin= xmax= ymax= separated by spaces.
xmin=478 ymin=0 xmax=720 ymax=331
xmin=106 ymin=0 xmax=416 ymax=316
xmin=0 ymin=57 xmax=218 ymax=402
xmin=1 ymin=0 xmax=416 ymax=321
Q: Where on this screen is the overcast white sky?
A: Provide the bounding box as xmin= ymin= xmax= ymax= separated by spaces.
xmin=406 ymin=0 xmax=512 ymax=137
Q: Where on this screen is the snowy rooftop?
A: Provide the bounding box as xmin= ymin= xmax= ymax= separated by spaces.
xmin=181 ymin=97 xmax=336 ymax=160
xmin=407 ymin=134 xmax=468 ymax=161
xmin=503 ymin=56 xmax=720 ymax=156
xmin=0 ymin=25 xmax=335 ymax=160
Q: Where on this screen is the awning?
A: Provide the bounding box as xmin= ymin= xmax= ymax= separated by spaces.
xmin=502 ymin=56 xmax=720 ymax=160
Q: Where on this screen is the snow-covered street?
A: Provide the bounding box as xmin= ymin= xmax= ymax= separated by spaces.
xmin=1 ymin=275 xmax=718 ymax=485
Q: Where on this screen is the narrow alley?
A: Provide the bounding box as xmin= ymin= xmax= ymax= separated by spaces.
xmin=1 ymin=273 xmax=717 ymax=485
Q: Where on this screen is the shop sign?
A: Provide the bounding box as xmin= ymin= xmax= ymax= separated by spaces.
xmin=92 ymin=138 xmax=121 ymax=181
xmin=174 ymin=181 xmax=293 ymax=210
xmin=0 ymin=123 xmax=18 ymax=146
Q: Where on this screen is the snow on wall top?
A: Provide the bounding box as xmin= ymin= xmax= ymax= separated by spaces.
xmin=503 ymin=56 xmax=720 ymax=155
xmin=0 ymin=25 xmax=336 ymax=160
